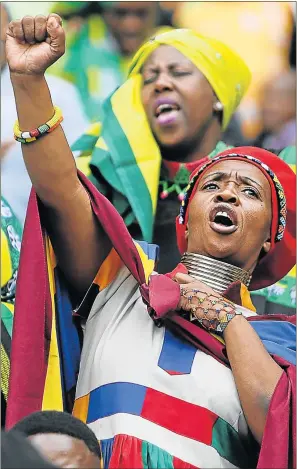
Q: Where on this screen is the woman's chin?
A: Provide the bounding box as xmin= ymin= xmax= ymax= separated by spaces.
xmin=204 ymin=244 xmax=240 ymax=264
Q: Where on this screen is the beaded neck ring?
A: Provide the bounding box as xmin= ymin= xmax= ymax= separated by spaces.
xmin=178 ymin=153 xmax=287 ymax=243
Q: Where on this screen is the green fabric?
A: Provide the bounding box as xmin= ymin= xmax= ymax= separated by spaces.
xmin=1 ymin=303 xmax=13 ymax=338
xmin=1 ymin=196 xmax=22 ymax=303
xmin=211 ymin=417 xmax=252 ymax=468
xmin=278 ymin=145 xmax=296 ymax=165
xmin=1 ymin=197 xmax=22 ymax=279
xmin=100 ymin=98 xmax=154 ymax=241
xmin=142 ymin=441 xmax=174 ymax=469
xmin=1 ymin=198 xmax=22 ymax=410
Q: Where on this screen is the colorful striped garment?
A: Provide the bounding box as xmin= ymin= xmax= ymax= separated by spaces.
xmin=7 ymin=173 xmax=295 ymax=469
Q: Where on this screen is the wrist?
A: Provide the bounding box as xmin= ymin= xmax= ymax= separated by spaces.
xmin=222 ymin=311 xmax=245 ymax=338
xmin=10 ymin=72 xmax=46 ymax=88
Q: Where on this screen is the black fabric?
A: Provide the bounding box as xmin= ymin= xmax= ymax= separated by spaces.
xmin=2 ymin=393 xmax=7 ymax=428
xmin=153 ymin=196 xmax=182 ymax=273
xmin=2 ymin=431 xmax=58 ymax=469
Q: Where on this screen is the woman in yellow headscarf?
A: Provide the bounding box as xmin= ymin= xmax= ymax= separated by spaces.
xmin=74 ymin=28 xmax=295 ymax=315
xmin=74 ymin=29 xmax=251 ymax=269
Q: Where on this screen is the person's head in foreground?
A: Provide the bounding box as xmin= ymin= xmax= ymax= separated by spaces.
xmin=125 ymin=29 xmax=251 ymax=161
xmin=176 ymin=146 xmax=295 ymax=291
xmin=11 ymin=411 xmax=101 ymax=469
xmin=2 ymin=430 xmax=59 ymax=469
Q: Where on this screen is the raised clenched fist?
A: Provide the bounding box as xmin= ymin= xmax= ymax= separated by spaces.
xmin=6 ymin=14 xmax=65 ymax=75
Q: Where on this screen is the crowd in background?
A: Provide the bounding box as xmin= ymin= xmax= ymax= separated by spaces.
xmin=1 ymin=2 xmax=296 ymax=467
xmin=2 ymin=2 xmax=296 ymax=224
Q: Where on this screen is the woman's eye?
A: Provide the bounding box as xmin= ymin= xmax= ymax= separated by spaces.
xmin=203 ymin=182 xmax=219 ymax=190
xmin=243 ymin=187 xmax=258 ymax=198
xmin=143 ymin=75 xmax=156 ymax=85
xmin=172 ymin=70 xmax=192 ymax=77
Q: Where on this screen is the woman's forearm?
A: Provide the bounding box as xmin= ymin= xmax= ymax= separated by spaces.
xmin=223 ymin=315 xmax=283 ymax=443
xmin=10 ymin=73 xmax=111 ymax=294
xmin=11 ymin=73 xmax=80 ymax=206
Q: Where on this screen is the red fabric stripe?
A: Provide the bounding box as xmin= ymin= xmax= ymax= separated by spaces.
xmin=173 ymin=455 xmax=200 ymax=468
xmin=141 ymin=387 xmax=218 ymax=445
xmin=109 ymin=434 xmax=143 ymax=468
xmin=6 ymin=193 xmax=52 ymax=429
xmin=257 ymin=356 xmax=296 ymax=469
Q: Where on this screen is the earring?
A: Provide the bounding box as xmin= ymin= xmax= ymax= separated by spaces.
xmin=213 ymin=102 xmax=223 ymax=112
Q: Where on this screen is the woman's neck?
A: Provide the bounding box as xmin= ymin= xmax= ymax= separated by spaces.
xmin=160 ymin=119 xmax=222 ymax=163
xmin=181 ymin=252 xmax=252 ymax=293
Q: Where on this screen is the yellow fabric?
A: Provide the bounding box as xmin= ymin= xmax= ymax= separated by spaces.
xmin=1 ymin=229 xmax=12 ymax=288
xmin=240 ymin=284 xmax=256 ymax=312
xmin=73 ymin=393 xmax=90 ymax=423
xmin=1 ymin=344 xmax=10 ymax=399
xmin=109 ymin=74 xmax=162 ymax=214
xmin=42 ymin=238 xmax=63 ymax=411
xmin=175 ymin=2 xmax=294 ymax=138
xmin=128 ymin=29 xmax=251 ymax=130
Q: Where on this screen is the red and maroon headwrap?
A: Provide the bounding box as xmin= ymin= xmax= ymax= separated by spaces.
xmin=176 ymin=147 xmax=296 ymax=290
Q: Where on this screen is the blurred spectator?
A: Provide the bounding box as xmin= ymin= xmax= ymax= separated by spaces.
xmin=174 ymin=2 xmax=294 ymax=141
xmin=2 ymin=430 xmax=58 ymax=469
xmin=255 ymin=69 xmax=296 ymax=150
xmin=1 ymin=3 xmax=89 ymax=226
xmin=11 ymin=411 xmax=101 ymax=468
xmin=49 ymin=2 xmax=170 ymax=121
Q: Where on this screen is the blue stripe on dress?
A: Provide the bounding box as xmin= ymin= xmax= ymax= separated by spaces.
xmin=87 ymin=382 xmax=147 ymax=423
xmin=158 ymin=329 xmax=196 ymax=375
xmin=101 ymin=438 xmax=114 ymax=469
xmin=250 ymin=320 xmax=296 ymax=365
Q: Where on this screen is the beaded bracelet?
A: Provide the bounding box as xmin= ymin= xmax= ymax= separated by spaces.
xmin=13 ymin=106 xmax=63 ymax=144
xmin=180 ymin=288 xmax=242 ymax=335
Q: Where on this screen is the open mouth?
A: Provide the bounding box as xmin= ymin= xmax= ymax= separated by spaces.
xmin=155 ymin=103 xmax=180 ymax=117
xmin=209 ymin=207 xmax=238 ymax=234
xmin=154 ymin=100 xmax=181 ymax=126
xmin=214 ymin=211 xmax=233 ymax=227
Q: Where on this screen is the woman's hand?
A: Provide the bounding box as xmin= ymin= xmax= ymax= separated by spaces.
xmin=6 ymin=14 xmax=64 ymax=75
xmin=174 ymin=272 xmax=237 ymax=334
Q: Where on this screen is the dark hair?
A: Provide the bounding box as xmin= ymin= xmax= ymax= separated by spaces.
xmin=2 ymin=430 xmax=58 ymax=469
xmin=11 ymin=411 xmax=101 ymax=459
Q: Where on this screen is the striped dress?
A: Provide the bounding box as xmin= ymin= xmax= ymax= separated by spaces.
xmin=73 ymin=248 xmax=257 ymax=469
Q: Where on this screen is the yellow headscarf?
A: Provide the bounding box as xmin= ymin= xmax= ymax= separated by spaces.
xmin=128 ymin=28 xmax=251 ymax=130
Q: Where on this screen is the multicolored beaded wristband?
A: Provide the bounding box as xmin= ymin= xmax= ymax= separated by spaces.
xmin=180 ymin=287 xmax=242 ymax=336
xmin=13 ymin=106 xmax=63 ymax=144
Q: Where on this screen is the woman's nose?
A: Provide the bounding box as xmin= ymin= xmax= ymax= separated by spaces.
xmin=154 ymin=73 xmax=173 ymax=93
xmin=215 ymin=188 xmax=239 ymax=205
